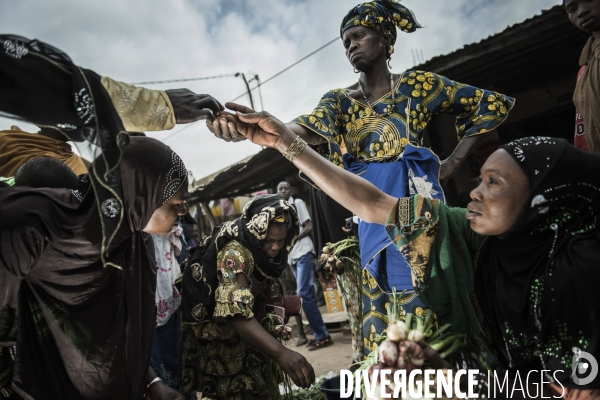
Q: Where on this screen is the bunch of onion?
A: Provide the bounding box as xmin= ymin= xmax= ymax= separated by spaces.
xmin=360 ymin=311 xmax=467 ymax=400
xmin=375 ymin=314 xmax=465 ymax=367
xmin=274 ymin=324 xmax=293 ymax=341
xmin=319 ymin=237 xmax=359 ymax=275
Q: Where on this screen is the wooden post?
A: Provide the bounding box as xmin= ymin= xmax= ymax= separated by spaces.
xmin=200 ymin=201 xmax=216 ymax=232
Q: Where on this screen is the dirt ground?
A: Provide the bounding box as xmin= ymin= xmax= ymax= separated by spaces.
xmin=283 ymin=306 xmax=354 ymax=379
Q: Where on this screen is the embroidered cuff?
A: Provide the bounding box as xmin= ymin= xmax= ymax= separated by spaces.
xmin=214 ymin=285 xmax=255 ymax=320
xmin=101 ymin=76 xmax=176 ymax=132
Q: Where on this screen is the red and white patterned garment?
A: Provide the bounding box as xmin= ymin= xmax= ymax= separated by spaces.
xmin=152 ymin=225 xmax=183 ymax=326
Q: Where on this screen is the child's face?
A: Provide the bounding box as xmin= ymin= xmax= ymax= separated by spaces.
xmin=566 ymin=0 xmax=600 ymax=32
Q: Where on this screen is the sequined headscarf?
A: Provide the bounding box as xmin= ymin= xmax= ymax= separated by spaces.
xmin=118 ymin=136 xmax=188 ymax=233
xmin=180 ymin=194 xmax=299 ymax=323
xmin=0 ymin=137 xmax=187 ymax=399
xmin=475 ymin=137 xmax=600 ymax=388
xmin=340 ymin=0 xmax=422 ymax=42
xmin=0 ymin=34 xmax=130 ymax=267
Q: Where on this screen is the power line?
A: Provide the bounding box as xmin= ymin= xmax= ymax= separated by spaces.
xmin=229 ymin=36 xmax=339 ymax=103
xmin=163 ymin=36 xmax=340 ymax=142
xmin=132 ymin=73 xmax=240 ymax=85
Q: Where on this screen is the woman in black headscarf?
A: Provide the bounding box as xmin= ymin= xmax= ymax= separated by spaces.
xmin=472 ymin=137 xmax=600 ymax=395
xmin=0 ymin=136 xmax=189 ymax=399
xmin=0 ymin=33 xmax=203 ymax=399
xmin=224 ymin=105 xmax=600 ymax=397
xmin=179 ymin=194 xmax=315 ymax=400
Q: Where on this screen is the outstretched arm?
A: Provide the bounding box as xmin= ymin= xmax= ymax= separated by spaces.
xmin=222 ymin=103 xmax=397 ymax=225
xmin=229 ymin=316 xmax=315 ymax=388
xmin=206 ymin=114 xmax=324 ymax=144
xmin=100 ymin=77 xmax=224 ymax=132
xmin=165 ymin=89 xmax=224 ymax=124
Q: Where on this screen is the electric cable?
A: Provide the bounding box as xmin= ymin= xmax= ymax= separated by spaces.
xmin=163 ymin=36 xmax=340 ymax=141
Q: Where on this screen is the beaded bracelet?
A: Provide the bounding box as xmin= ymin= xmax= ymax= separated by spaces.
xmin=282 ymin=136 xmax=307 ymax=161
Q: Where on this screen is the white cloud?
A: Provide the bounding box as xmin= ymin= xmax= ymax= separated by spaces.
xmin=0 ymin=0 xmax=560 ymax=178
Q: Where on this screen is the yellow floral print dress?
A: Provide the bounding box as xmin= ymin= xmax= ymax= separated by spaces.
xmin=294 ymin=70 xmax=514 ymax=360
xmin=294 ymin=70 xmax=514 ymax=167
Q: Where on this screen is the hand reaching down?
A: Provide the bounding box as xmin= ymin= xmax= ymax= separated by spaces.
xmin=276 ymin=347 xmax=316 ymax=388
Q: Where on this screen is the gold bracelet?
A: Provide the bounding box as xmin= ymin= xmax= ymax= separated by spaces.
xmin=282 ymin=136 xmax=307 ymax=162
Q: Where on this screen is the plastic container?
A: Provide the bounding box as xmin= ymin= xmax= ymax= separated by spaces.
xmin=319 ymin=375 xmax=341 ymax=400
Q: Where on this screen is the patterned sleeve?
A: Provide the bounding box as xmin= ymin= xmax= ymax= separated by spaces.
xmin=385 ymin=195 xmax=442 ymax=291
xmin=385 ymin=196 xmax=485 ymax=292
xmin=292 ymin=90 xmax=345 ymax=167
xmin=213 ymin=241 xmax=256 ymax=321
xmin=411 ymin=71 xmax=515 ymax=140
xmin=100 ymin=76 xmax=177 ymax=132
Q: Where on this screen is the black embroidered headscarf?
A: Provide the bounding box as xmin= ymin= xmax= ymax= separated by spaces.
xmin=340 ymin=0 xmax=422 ymax=42
xmin=475 ymin=137 xmax=600 ymax=388
xmin=0 ymin=136 xmax=187 ymax=399
xmin=180 ymin=194 xmax=298 ymax=324
xmin=0 ymin=34 xmax=131 ymax=267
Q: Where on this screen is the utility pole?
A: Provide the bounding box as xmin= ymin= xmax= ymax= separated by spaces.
xmin=248 ymin=74 xmax=264 ymax=111
xmin=239 ymin=73 xmax=255 ymax=110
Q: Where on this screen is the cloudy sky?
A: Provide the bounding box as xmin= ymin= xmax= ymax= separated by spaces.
xmin=0 ymin=0 xmax=560 ymax=180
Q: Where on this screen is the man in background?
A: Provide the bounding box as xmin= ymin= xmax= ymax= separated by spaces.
xmin=566 ymin=0 xmax=600 ymax=151
xmin=277 ymin=181 xmax=332 ymax=351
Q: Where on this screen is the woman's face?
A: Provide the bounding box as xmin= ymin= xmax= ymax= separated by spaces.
xmin=466 ymin=149 xmax=530 ymax=236
xmin=143 ymin=187 xmax=188 ymax=235
xmin=342 ymin=26 xmax=387 ymax=71
xmin=261 ymin=223 xmax=288 ymax=260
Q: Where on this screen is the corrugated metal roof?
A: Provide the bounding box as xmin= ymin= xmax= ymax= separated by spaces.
xmin=188 ymin=147 xmax=298 ymax=203
xmin=414 ymin=5 xmax=564 ymax=69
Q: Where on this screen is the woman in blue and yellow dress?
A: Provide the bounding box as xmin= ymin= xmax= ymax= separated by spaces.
xmin=209 ymin=0 xmax=515 ymax=360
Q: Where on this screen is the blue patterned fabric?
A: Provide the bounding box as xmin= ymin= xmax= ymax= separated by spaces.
xmin=294 ymin=71 xmax=514 ymax=357
xmin=361 ymin=268 xmax=430 ymax=358
xmin=343 ymin=144 xmax=444 ymax=291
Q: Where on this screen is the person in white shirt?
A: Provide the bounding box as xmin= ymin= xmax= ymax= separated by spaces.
xmin=278 ymin=181 xmax=332 ymax=350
